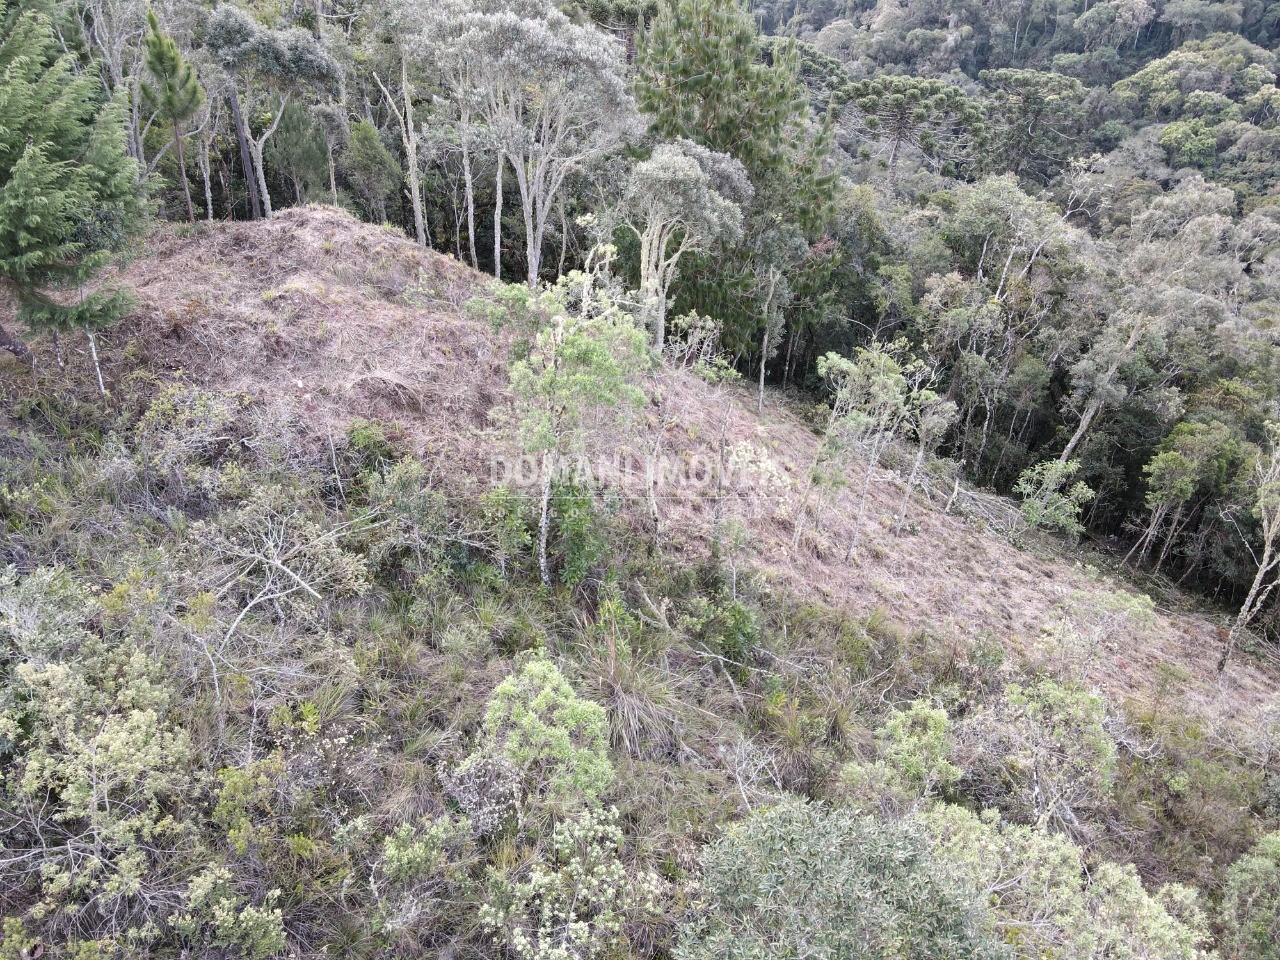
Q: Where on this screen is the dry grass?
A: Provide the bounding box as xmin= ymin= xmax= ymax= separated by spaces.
xmin=5 ymin=204 xmax=1274 ymax=734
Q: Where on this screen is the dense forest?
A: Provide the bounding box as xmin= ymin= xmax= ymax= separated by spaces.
xmin=3 ymin=0 xmax=1280 ymax=957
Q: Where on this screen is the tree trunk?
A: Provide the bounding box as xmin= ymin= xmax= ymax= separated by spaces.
xmin=557 ymin=196 xmax=568 ymax=278
xmin=1219 ymin=541 xmax=1277 ymax=673
xmin=523 ymin=182 xmax=539 ymax=286
xmin=198 ymin=134 xmax=214 ymax=222
xmin=248 ymin=139 xmax=273 ymax=219
xmin=537 ymin=452 xmax=555 ymax=588
xmin=887 ymin=135 xmax=902 ymax=187
xmin=461 ymin=114 xmax=478 ymax=268
xmin=1060 ymin=394 xmax=1103 ymax=462
xmin=895 ymin=442 xmax=928 ymax=535
xmin=493 ymin=157 xmax=503 ymax=281
xmin=846 ymin=434 xmax=891 ymax=562
xmin=247 ymin=97 xmax=289 ymax=221
xmin=757 ymin=333 xmax=768 ymax=414
xmin=400 ymin=57 xmax=426 ymax=247
xmin=228 ymin=85 xmax=262 ymax=220
xmin=0 ymin=319 xmax=33 ymax=366
xmin=173 ymin=122 xmax=195 ymax=224
xmin=327 ymin=142 xmax=339 ymax=205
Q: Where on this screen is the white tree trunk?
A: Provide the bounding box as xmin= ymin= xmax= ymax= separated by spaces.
xmin=494 ymin=157 xmax=503 ymax=281
xmin=537 ymin=452 xmax=555 ymax=588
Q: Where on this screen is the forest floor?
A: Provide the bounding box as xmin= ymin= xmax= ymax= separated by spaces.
xmin=13 ymin=204 xmax=1277 ymax=739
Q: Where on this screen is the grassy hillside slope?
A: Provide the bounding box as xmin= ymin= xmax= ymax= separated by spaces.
xmin=2 ymin=207 xmax=1279 ymax=958
xmin=106 ymin=207 xmax=1278 ymax=724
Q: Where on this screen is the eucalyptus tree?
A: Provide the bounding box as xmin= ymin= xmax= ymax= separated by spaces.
xmin=1219 ymin=423 xmax=1280 ymax=673
xmin=791 ymin=344 xmax=910 ymax=559
xmin=895 ymin=386 xmax=958 ymax=534
xmin=619 ymin=141 xmax=746 ymax=349
xmin=205 ymin=6 xmax=340 ymax=219
xmin=364 ymin=0 xmax=451 ymax=247
xmin=454 ymin=1 xmax=639 ymax=286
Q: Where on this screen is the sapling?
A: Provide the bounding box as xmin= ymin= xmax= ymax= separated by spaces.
xmin=507 ymin=258 xmax=647 ymax=587
xmin=1219 ymin=422 xmax=1280 ymax=673
xmin=894 ymin=387 xmax=957 ymax=535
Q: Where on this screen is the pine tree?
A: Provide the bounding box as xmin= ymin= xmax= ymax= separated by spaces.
xmin=0 ymin=4 xmax=144 ymax=364
xmin=142 ymin=10 xmax=204 ymax=223
xmin=636 ymin=0 xmax=802 ymax=177
xmin=634 ymin=0 xmax=837 ymax=357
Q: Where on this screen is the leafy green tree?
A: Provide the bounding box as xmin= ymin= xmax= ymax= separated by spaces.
xmin=205 ymin=6 xmax=339 ymax=219
xmin=953 ymin=678 xmax=1117 ymax=830
xmin=791 ymin=343 xmax=909 ymax=558
xmin=619 ymin=141 xmax=746 ymax=349
xmin=635 ymin=0 xmax=837 ymax=354
xmin=824 ymin=344 xmax=911 ymax=561
xmin=507 ymin=274 xmax=647 ymax=587
xmin=895 ymin=385 xmax=957 ymax=534
xmin=264 ymin=100 xmax=329 ymax=205
xmin=636 ymin=0 xmax=806 ymax=177
xmin=1159 ymin=118 xmax=1219 ymax=170
xmin=0 ymin=567 xmax=200 ymax=950
xmin=676 ymin=800 xmax=999 ymax=960
xmin=1113 ymin=32 xmax=1277 ymax=121
xmin=452 ymin=2 xmax=636 ymax=285
xmin=0 ymin=4 xmax=143 ymax=365
xmin=1126 ymin=421 xmax=1239 ymax=572
xmin=1219 ymin=422 xmax=1280 ymax=672
xmin=341 ymin=119 xmax=401 ymax=223
xmin=142 ymin=9 xmax=204 ymax=223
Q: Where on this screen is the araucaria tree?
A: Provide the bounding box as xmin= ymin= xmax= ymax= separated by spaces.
xmin=0 ymin=5 xmax=142 ymax=364
xmin=844 ymin=75 xmax=983 ymax=185
xmin=142 ymin=10 xmax=204 ymax=223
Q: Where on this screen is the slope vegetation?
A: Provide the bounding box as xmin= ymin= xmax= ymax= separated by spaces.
xmin=86 ymin=206 xmax=1278 ymax=729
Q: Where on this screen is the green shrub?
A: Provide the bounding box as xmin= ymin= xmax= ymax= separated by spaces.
xmin=1014 ymin=459 xmax=1094 ymax=539
xmin=923 ymin=804 xmax=1212 ymax=960
xmin=131 ymin=384 xmax=247 ymax=506
xmin=1221 ymin=832 xmax=1280 ymax=960
xmin=480 ymin=805 xmax=662 ymax=960
xmin=676 ymin=800 xmax=999 ymax=960
xmin=550 ymin=481 xmax=606 ymax=589
xmin=952 ymin=678 xmax=1117 ymax=830
xmin=0 ymin=567 xmax=199 ymax=949
xmin=169 ymin=865 xmax=286 ymax=959
xmin=876 ymin=699 xmax=962 ymax=795
xmin=464 ymin=658 xmax=613 ymax=814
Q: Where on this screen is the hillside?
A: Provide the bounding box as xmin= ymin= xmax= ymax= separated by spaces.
xmin=4 ymin=207 xmax=1280 ymax=958
xmin=110 ymin=207 xmax=1280 ymax=725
